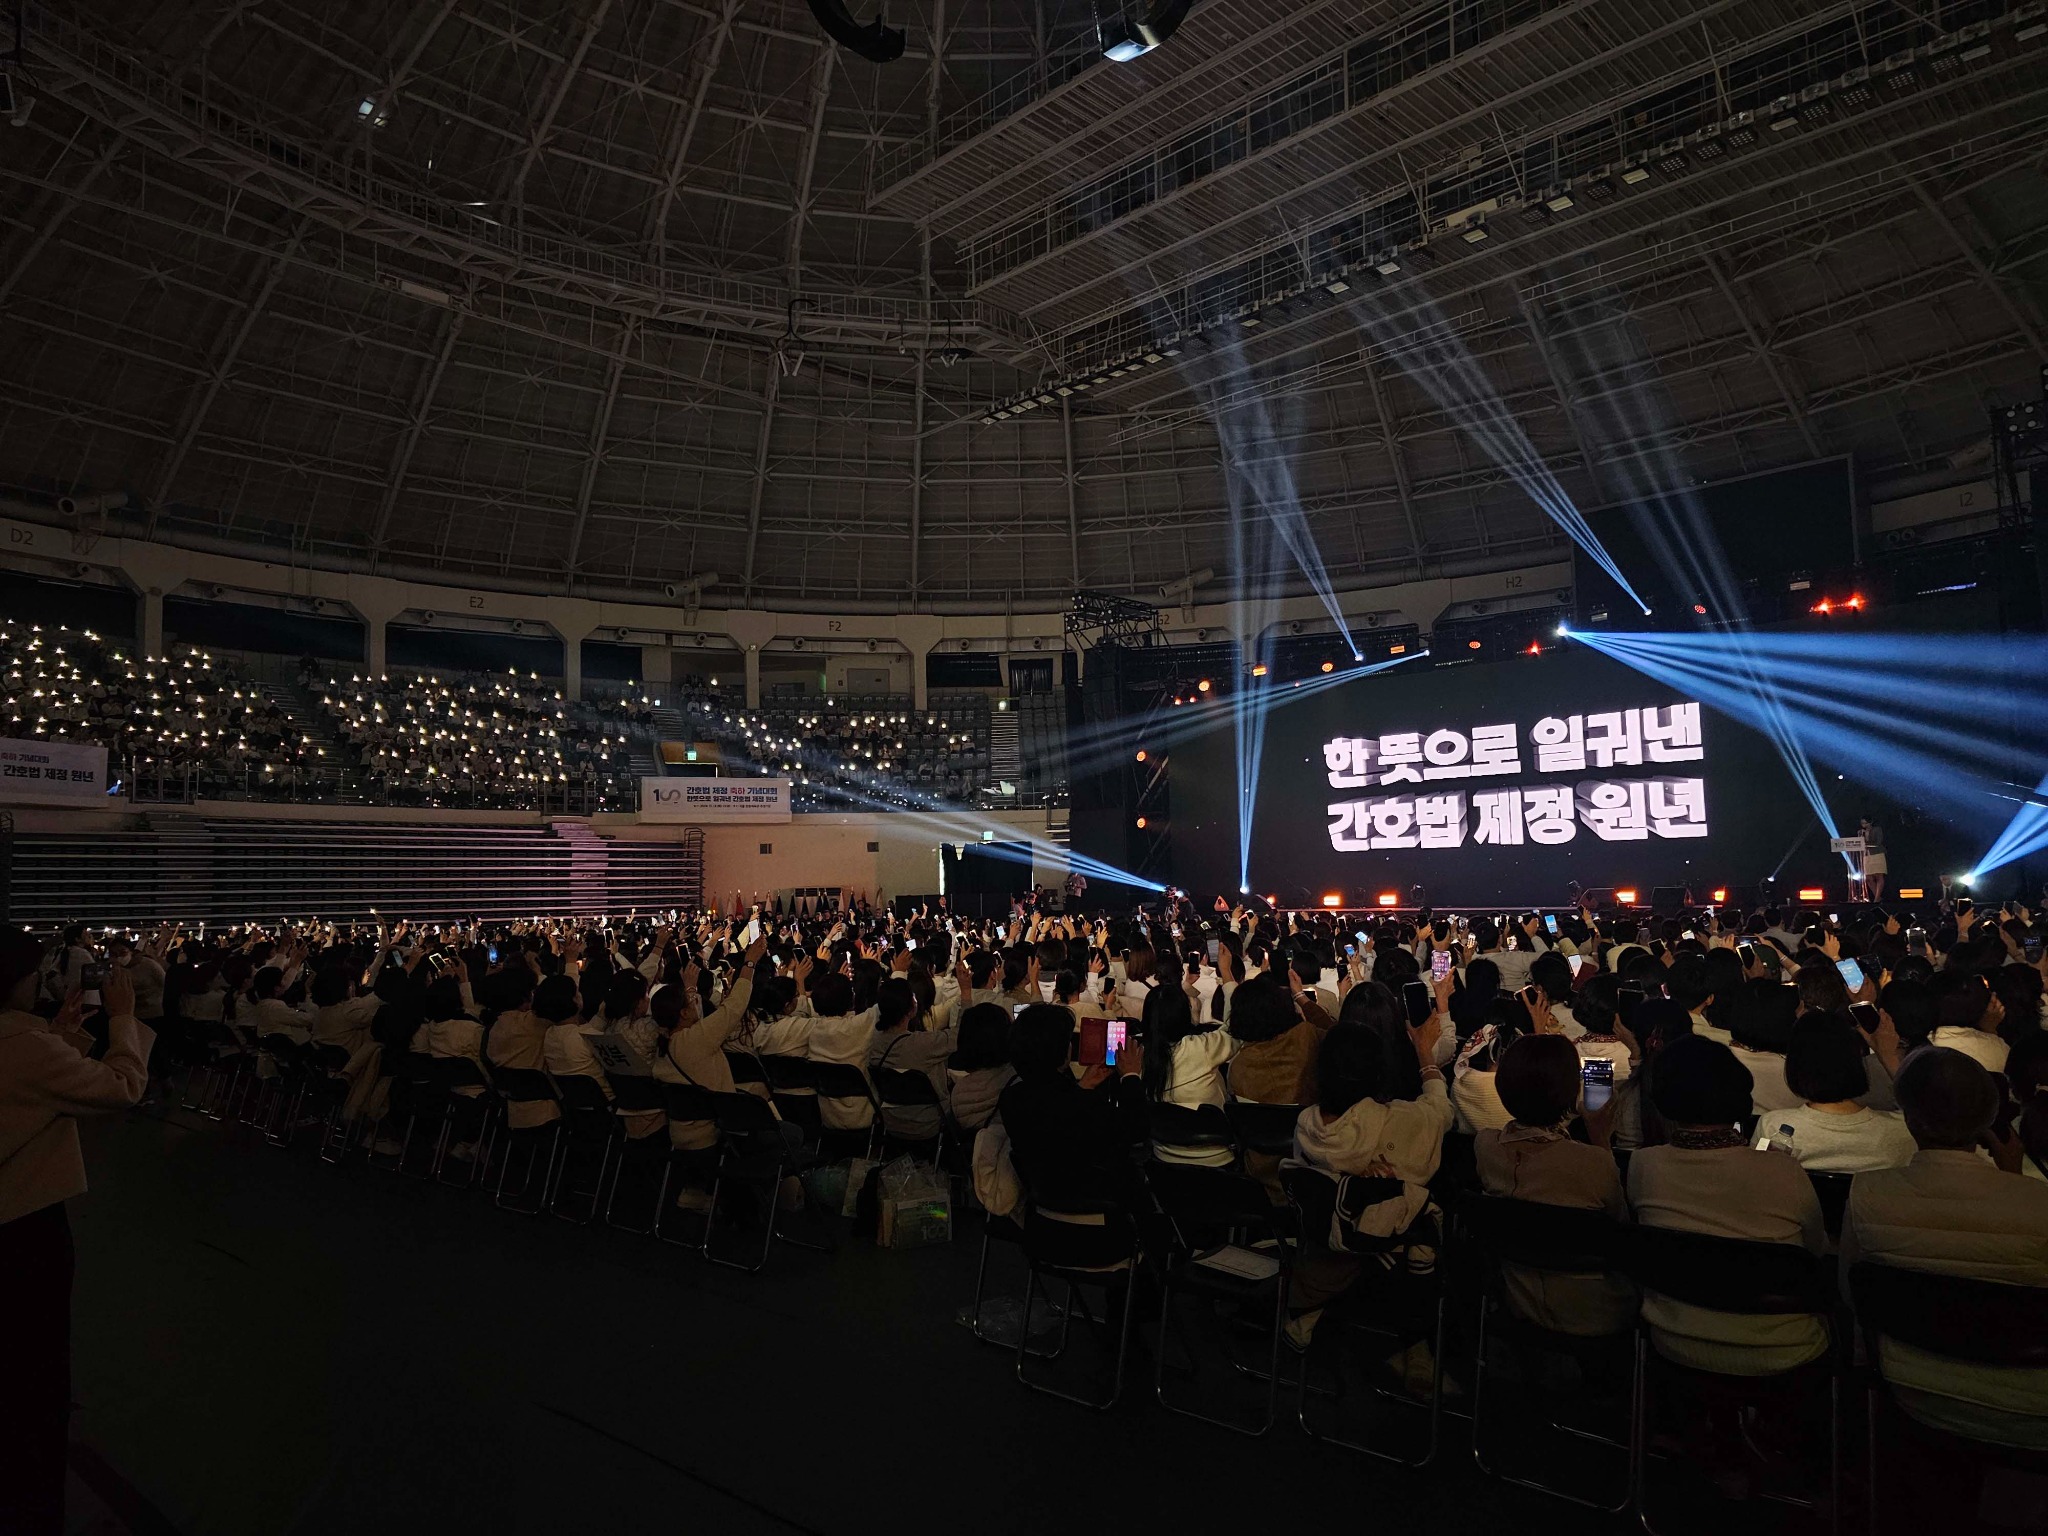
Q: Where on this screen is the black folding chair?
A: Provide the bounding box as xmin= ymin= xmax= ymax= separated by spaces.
xmin=488 ymin=1067 xmax=560 ymax=1213
xmin=756 ymin=1052 xmax=819 ymax=1134
xmin=704 ymin=1091 xmax=827 ymax=1273
xmin=428 ymin=1057 xmax=494 ymax=1188
xmin=1014 ymin=1199 xmax=1145 ymax=1411
xmin=1225 ymin=1099 xmax=1303 ymax=1159
xmin=1848 ymin=1261 xmax=2048 ymax=1536
xmin=302 ymin=1043 xmax=357 ymax=1164
xmin=247 ymin=1035 xmax=306 ymax=1145
xmin=874 ymin=1067 xmax=946 ymax=1163
xmin=1628 ymin=1225 xmax=1845 ymax=1536
xmin=806 ymin=1060 xmax=882 ymax=1157
xmin=653 ymin=1080 xmax=724 ymax=1253
xmin=181 ymin=1021 xmax=251 ymax=1120
xmin=723 ymin=1049 xmax=768 ymax=1090
xmin=1282 ymin=1163 xmax=1447 ymax=1467
xmin=381 ymin=1051 xmax=443 ymax=1177
xmin=1145 ymin=1161 xmax=1298 ymax=1435
xmin=1147 ymin=1101 xmax=1238 ymax=1166
xmin=549 ymin=1073 xmax=621 ymax=1223
xmin=1808 ymin=1170 xmax=1852 ymax=1243
xmin=1457 ymin=1194 xmax=1634 ymax=1511
xmin=601 ymin=1072 xmax=669 ymax=1232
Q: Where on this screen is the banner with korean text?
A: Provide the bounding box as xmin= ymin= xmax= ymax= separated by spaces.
xmin=640 ymin=777 xmax=792 ymax=823
xmin=0 ymin=737 xmax=113 ymax=805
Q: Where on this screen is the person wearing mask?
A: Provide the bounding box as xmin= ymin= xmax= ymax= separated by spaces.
xmin=1841 ymin=1047 xmax=2048 ymax=1449
xmin=1626 ymin=1035 xmax=1828 ymax=1375
xmin=1751 ymin=1016 xmax=1916 ymax=1172
xmin=867 ymin=976 xmax=956 ymax=1145
xmin=1925 ymin=970 xmax=2010 ymax=1074
xmin=1475 ymin=1033 xmax=1633 ymax=1335
xmin=0 ymin=931 xmax=155 ymax=1536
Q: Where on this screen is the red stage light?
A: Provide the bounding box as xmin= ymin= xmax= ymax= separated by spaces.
xmin=1711 ymin=887 xmax=1728 ymax=903
xmin=1466 ymin=639 xmax=1483 ymax=650
xmin=1376 ymin=892 xmax=1399 ymax=908
xmin=1134 ymin=815 xmax=1148 ymax=830
xmin=1250 ymin=663 xmax=1268 ymax=677
xmin=1320 ymin=660 xmax=1335 ymax=673
xmin=1692 ymin=603 xmax=1707 ymax=615
xmin=1524 ymin=642 xmax=1541 ymax=655
xmin=1798 ymin=887 xmax=1825 ymax=902
xmin=1321 ymin=893 xmax=1342 ymax=908
xmin=1615 ymin=888 xmax=1639 ymax=906
xmin=1134 ymin=749 xmax=1147 ymax=762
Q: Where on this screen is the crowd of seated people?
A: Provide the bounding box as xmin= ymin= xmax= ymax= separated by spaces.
xmin=1 ymin=620 xmax=318 ymax=790
xmin=315 ymin=669 xmax=654 ymax=809
xmin=667 ymin=678 xmax=996 ymax=809
xmin=17 ymin=887 xmax=2048 ymax=1521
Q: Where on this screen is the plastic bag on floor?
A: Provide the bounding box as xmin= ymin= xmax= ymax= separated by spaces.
xmin=954 ymin=1292 xmax=1067 ymax=1347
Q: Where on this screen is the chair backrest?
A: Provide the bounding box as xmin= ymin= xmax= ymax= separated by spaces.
xmin=658 ymin=1079 xmax=722 ymax=1123
xmin=258 ymin=1035 xmax=304 ymax=1069
xmin=1148 ymin=1101 xmax=1236 ymax=1152
xmin=1806 ymin=1170 xmax=1852 ymax=1240
xmin=1456 ymin=1194 xmax=1628 ymax=1274
xmin=759 ymin=1053 xmax=815 ymax=1092
xmin=724 ymin=1050 xmax=768 ymax=1087
xmin=605 ymin=1073 xmax=665 ymax=1114
xmin=399 ymin=1051 xmax=439 ymax=1085
xmin=1146 ymin=1161 xmax=1296 ymax=1245
xmin=1226 ymin=1099 xmax=1302 ymax=1155
xmin=711 ymin=1090 xmax=782 ymax=1137
xmin=1848 ymin=1261 xmax=2048 ymax=1369
xmin=491 ymin=1066 xmax=557 ymax=1104
xmin=807 ymin=1060 xmax=877 ymax=1103
xmin=307 ymin=1043 xmax=353 ymax=1074
xmin=1280 ymin=1163 xmax=1340 ymax=1254
xmin=552 ymin=1072 xmax=612 ymax=1114
xmin=875 ymin=1066 xmax=942 ymax=1108
xmin=1627 ymin=1224 xmax=1831 ymax=1316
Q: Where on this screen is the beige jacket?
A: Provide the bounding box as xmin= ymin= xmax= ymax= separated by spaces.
xmin=0 ymin=1009 xmax=156 ymax=1225
xmin=654 ymin=970 xmax=756 ymax=1149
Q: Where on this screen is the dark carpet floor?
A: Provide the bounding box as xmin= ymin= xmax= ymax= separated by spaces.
xmin=67 ymin=1105 xmax=1647 ymax=1535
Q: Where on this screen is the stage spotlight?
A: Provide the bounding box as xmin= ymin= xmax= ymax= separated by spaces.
xmin=1197 ymin=678 xmax=1211 ymax=693
xmin=1376 ymin=892 xmax=1399 ymax=908
xmin=1953 ymin=874 xmax=1972 ymax=889
xmin=1898 ymin=886 xmax=1925 ymax=900
xmin=1798 ymin=887 xmax=1826 ymax=902
xmin=1615 ymin=888 xmax=1639 ymax=906
xmin=1466 ymin=639 xmax=1482 ymax=651
xmin=1711 ymin=888 xmax=1728 ymax=903
xmin=1098 ymin=0 xmax=1194 ymax=62
xmin=1555 ymin=623 xmax=1570 ymax=637
xmin=1135 ymin=815 xmax=1148 ymax=829
xmin=1238 ymin=883 xmax=1250 ymax=895
xmin=1250 ymin=663 xmax=1269 ymax=677
xmin=1320 ymin=660 xmax=1335 ymax=673
xmin=804 ymin=0 xmax=906 ymax=61
xmin=1321 ymin=893 xmax=1342 ymax=908
xmin=1134 ymin=749 xmax=1148 ymax=762
xmin=1524 ymin=642 xmax=1541 ymax=656
xmin=1692 ymin=604 xmax=1707 ymax=616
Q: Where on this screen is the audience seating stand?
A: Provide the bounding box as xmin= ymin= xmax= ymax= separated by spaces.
xmin=1146 ymin=1163 xmax=1298 ymax=1437
xmin=1282 ymin=1164 xmax=1447 ymax=1468
xmin=1456 ymin=1195 xmax=1634 ymax=1511
xmin=1847 ymin=1261 xmax=2048 ymax=1536
xmin=1627 ymin=1226 xmax=1844 ymax=1536
xmin=1014 ymin=1201 xmax=1144 ymax=1411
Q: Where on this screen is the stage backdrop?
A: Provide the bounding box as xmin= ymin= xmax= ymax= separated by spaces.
xmin=1169 ymin=648 xmax=1865 ymax=908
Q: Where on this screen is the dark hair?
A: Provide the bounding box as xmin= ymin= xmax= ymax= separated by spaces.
xmin=1895 ymin=1048 xmax=2000 ymax=1150
xmin=1878 ymin=976 xmax=1937 ymax=1046
xmin=1929 ymin=969 xmax=1994 ymax=1033
xmin=253 ymin=965 xmax=286 ymax=999
xmin=809 ymin=971 xmax=854 ymax=1018
xmin=1463 ymin=957 xmax=1501 ymax=1001
xmin=1315 ymin=1023 xmax=1399 ymax=1117
xmin=1648 ymin=1035 xmax=1754 ymax=1127
xmin=533 ymin=974 xmax=581 ymax=1023
xmin=1794 ymin=964 xmax=1851 ymax=1016
xmin=1666 ymin=955 xmax=1712 ymax=1013
xmin=1728 ymin=979 xmax=1799 ymax=1053
xmin=953 ymin=1002 xmax=1013 ymax=1071
xmin=1784 ymin=1016 xmax=1870 ymax=1105
xmin=1469 ymin=917 xmax=1500 ymax=952
xmin=1528 ymin=950 xmax=1573 ymax=1004
xmin=2005 ymin=1031 xmax=2048 ymax=1173
xmin=1496 ymin=1034 xmax=1582 ymax=1127
xmin=1574 ymin=973 xmax=1621 ymax=1037
xmin=1140 ymin=980 xmax=1201 ymax=1099
xmin=649 ymin=985 xmax=686 ymax=1032
xmin=875 ymin=977 xmax=918 ymax=1030
xmin=422 ymin=975 xmax=467 ymax=1022
xmin=1009 ymin=1003 xmax=1076 ymax=1078
xmin=309 ymin=965 xmax=353 ymax=1008
xmin=1225 ymin=973 xmax=1298 ymax=1044
xmin=1992 ymin=964 xmax=2044 ymax=1048
xmin=1322 ymin=982 xmax=1422 ymax=1109
xmin=604 ymin=970 xmax=648 ymax=1022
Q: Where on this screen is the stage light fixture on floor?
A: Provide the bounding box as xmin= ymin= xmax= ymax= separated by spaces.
xmin=1320 ymin=660 xmax=1335 ymax=673
xmin=1555 ymin=623 xmax=1571 ymax=637
xmin=1377 ymin=892 xmax=1399 ymax=907
xmin=1898 ymin=886 xmax=1925 ymax=899
xmin=1134 ymin=816 xmax=1148 ymax=829
xmin=1197 ymin=678 xmax=1211 ymax=693
xmin=1322 ymin=893 xmax=1342 ymax=907
xmin=1134 ymin=749 xmax=1148 ymax=762
xmin=1798 ymin=887 xmax=1826 ymax=902
xmin=1616 ymin=888 xmax=1638 ymax=905
xmin=1250 ymin=663 xmax=1268 ymax=677
xmin=1711 ymin=887 xmax=1728 ymax=903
